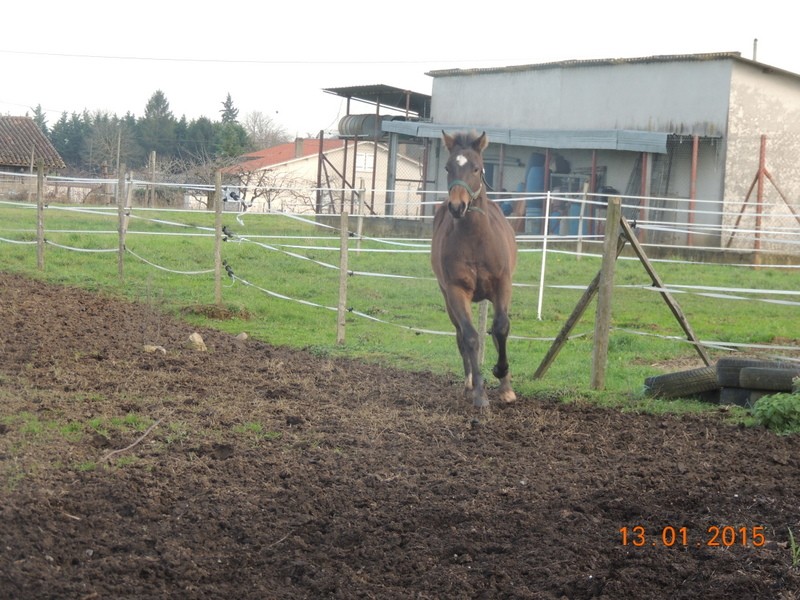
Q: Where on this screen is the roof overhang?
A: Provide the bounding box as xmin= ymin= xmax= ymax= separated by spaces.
xmin=381 ymin=120 xmax=720 ymax=154
xmin=323 ymin=84 xmax=431 ymax=119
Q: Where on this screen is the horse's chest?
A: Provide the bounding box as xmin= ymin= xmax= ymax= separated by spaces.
xmin=446 ymin=261 xmax=498 ymax=294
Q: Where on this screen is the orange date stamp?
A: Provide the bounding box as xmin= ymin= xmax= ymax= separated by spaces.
xmin=619 ymin=525 xmax=766 ymax=548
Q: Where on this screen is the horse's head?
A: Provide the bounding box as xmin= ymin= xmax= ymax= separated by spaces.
xmin=442 ymin=131 xmax=488 ymax=219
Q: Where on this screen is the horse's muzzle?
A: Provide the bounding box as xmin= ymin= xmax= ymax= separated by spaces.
xmin=448 ymin=200 xmax=469 ymax=219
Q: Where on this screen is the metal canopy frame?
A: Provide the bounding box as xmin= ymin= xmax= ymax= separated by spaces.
xmin=322 ymin=84 xmax=431 ymax=119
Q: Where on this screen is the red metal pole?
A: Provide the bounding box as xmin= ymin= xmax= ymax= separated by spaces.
xmin=639 ymin=152 xmax=648 ymax=242
xmin=544 ymin=149 xmax=551 ymax=191
xmin=688 ymin=135 xmax=699 ymax=246
xmin=498 ymin=143 xmax=505 ymax=192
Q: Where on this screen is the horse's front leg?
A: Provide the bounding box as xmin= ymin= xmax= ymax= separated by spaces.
xmin=455 ymin=329 xmax=473 ymax=391
xmin=491 ymin=301 xmax=516 ymax=404
xmin=447 ymin=295 xmax=488 ymax=407
xmin=461 ymin=320 xmax=488 ymax=407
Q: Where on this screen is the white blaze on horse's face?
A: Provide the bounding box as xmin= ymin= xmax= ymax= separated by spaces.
xmin=446 ymin=153 xmax=482 ymax=219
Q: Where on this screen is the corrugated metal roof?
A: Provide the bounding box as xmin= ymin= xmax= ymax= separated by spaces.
xmin=322 ymin=84 xmax=431 ymax=119
xmin=425 ymin=51 xmax=794 ymax=79
xmin=0 ymin=116 xmax=66 ymax=169
xmin=381 ymin=120 xmax=682 ymax=154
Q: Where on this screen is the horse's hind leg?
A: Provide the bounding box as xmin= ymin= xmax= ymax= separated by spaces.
xmin=491 ymin=301 xmax=516 ymax=404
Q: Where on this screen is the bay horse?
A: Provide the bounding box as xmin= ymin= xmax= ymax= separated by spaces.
xmin=431 ymin=131 xmax=518 ymax=407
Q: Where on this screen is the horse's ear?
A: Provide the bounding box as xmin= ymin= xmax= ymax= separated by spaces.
xmin=473 ymin=132 xmax=488 ymax=154
xmin=442 ymin=131 xmax=455 ymax=151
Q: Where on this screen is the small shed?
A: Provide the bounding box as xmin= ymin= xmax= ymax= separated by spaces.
xmin=0 ymin=116 xmax=65 ymax=173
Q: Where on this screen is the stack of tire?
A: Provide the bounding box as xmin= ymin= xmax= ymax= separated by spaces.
xmin=644 ymin=358 xmax=800 ymax=408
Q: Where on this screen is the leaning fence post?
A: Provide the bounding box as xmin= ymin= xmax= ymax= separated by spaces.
xmin=591 ymin=196 xmax=621 ymax=390
xmin=337 ymin=211 xmax=350 ymax=345
xmin=36 ymin=161 xmax=44 ymax=270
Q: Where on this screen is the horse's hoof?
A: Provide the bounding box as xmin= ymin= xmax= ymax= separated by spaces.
xmin=472 ymin=392 xmax=490 ymax=408
xmin=498 ymin=390 xmax=517 ymax=404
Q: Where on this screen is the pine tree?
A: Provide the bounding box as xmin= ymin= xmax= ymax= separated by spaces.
xmin=31 ymin=104 xmax=48 ymax=134
xmin=220 ymin=93 xmax=239 ymax=124
xmin=138 ymin=90 xmax=177 ymax=160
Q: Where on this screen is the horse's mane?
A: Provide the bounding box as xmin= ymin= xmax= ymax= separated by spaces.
xmin=449 ymin=131 xmax=482 ymax=150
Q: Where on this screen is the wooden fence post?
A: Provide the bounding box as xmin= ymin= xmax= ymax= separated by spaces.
xmin=576 ymin=181 xmax=589 ymax=260
xmin=536 ymin=191 xmax=553 ymax=320
xmin=591 ymin=197 xmax=621 ymax=390
xmin=478 ymin=301 xmax=489 ymax=365
xmin=148 ymin=151 xmax=156 ymax=208
xmin=214 ymin=171 xmax=223 ymax=306
xmin=337 ymin=211 xmax=349 ymax=345
xmin=36 ymin=161 xmax=44 ymax=270
xmin=117 ymin=164 xmax=127 ymax=280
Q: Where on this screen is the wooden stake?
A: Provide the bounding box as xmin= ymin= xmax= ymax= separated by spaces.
xmin=591 ymin=197 xmax=622 ymax=390
xmin=214 ymin=171 xmax=223 ymax=305
xmin=337 ymin=211 xmax=349 ymax=345
xmin=36 ymin=161 xmax=44 ymax=271
xmin=117 ymin=164 xmax=127 ymax=280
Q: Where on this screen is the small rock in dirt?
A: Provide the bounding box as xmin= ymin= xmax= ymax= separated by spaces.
xmin=188 ymin=332 xmax=207 ymax=351
xmin=143 ymin=344 xmax=166 ymax=354
xmin=236 ymin=332 xmax=248 ymax=341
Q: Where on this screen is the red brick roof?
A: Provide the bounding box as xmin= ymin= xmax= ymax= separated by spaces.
xmin=229 ymin=138 xmax=344 ymax=172
xmin=0 ymin=116 xmax=66 ymax=170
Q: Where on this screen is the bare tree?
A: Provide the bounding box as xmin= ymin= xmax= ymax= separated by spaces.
xmin=88 ymin=111 xmax=137 ymax=173
xmin=242 ymin=111 xmax=291 ymax=149
xmin=177 ymin=153 xmax=242 ymax=211
xmin=226 ymin=164 xmax=314 ymax=213
xmin=130 ymin=151 xmax=240 ymax=210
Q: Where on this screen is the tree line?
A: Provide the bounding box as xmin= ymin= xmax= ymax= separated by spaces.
xmin=29 ymin=90 xmax=292 ymax=175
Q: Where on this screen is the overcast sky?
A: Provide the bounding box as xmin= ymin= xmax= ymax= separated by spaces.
xmin=2 ymin=1 xmax=797 ymax=138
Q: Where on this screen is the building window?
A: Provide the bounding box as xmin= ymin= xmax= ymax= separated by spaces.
xmin=355 ymin=152 xmax=374 ymax=171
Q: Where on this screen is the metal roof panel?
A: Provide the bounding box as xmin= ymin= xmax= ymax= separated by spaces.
xmin=382 ymin=121 xmax=676 ymax=154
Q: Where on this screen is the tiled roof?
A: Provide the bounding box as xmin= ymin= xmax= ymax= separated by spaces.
xmin=228 ymin=138 xmax=344 ymax=172
xmin=0 ymin=116 xmax=66 ymax=169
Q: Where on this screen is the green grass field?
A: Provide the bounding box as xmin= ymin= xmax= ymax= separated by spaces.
xmin=2 ymin=201 xmax=798 ymax=416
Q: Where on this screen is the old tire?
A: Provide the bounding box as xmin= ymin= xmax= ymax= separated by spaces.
xmin=644 ymin=366 xmax=719 ymax=399
xmin=739 ymin=366 xmax=800 ymax=392
xmin=719 ymin=386 xmax=770 ymax=409
xmin=715 ymin=357 xmax=796 ymax=388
